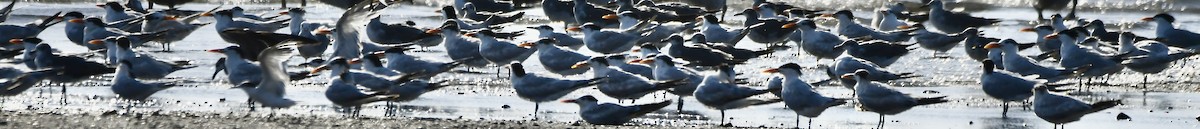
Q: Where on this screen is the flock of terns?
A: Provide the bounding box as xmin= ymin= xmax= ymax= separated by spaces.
xmin=0 ymin=0 xmax=1195 ymax=128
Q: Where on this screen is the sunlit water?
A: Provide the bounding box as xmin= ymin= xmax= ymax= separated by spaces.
xmin=0 ymin=0 xmax=1198 ymax=128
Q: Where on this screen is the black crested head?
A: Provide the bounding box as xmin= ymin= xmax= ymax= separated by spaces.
xmin=1154 ymin=13 xmax=1175 ymax=23
xmin=65 ymin=11 xmax=85 ymax=18
xmin=834 ymin=10 xmax=854 ymax=18
xmin=510 ymin=63 xmax=526 ymax=77
xmin=778 ymin=63 xmax=803 ymax=71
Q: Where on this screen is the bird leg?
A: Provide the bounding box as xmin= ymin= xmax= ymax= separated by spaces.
xmin=1002 ymin=101 xmax=1009 ymax=119
xmin=280 ymin=0 xmax=288 ymax=9
xmin=534 ymin=103 xmax=540 ymax=120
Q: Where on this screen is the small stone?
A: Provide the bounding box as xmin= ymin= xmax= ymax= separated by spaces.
xmin=1116 ymin=112 xmax=1130 ymax=121
xmin=969 ymin=121 xmax=974 ymax=125
xmin=501 ymin=105 xmax=511 ymax=109
xmin=101 ymin=110 xmax=118 ymax=116
xmin=219 ymin=98 xmax=226 ymax=102
xmin=457 ymin=92 xmax=465 ymax=95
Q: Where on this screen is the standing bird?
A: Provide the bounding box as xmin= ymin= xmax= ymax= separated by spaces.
xmin=1032 ymin=85 xmax=1120 ymax=129
xmin=111 ymin=60 xmax=176 ymax=101
xmin=698 ymin=14 xmax=753 ymax=46
xmin=32 ymin=44 xmax=115 ymax=104
xmin=573 ymin=57 xmax=681 ymax=102
xmin=378 ymin=48 xmax=464 ymax=80
xmin=473 ymin=30 xmax=537 ymax=75
xmin=1034 ymin=0 xmax=1077 ymax=20
xmin=737 ymin=8 xmax=795 ymax=46
xmin=529 ymin=38 xmax=590 ymax=76
xmin=788 ymin=20 xmax=845 ymax=60
xmin=541 ymin=0 xmax=577 ymax=30
xmin=837 ymin=40 xmax=913 ymax=68
xmin=1142 ymin=13 xmax=1200 ymax=48
xmin=830 ymin=55 xmax=918 ymax=89
xmin=571 ymin=22 xmax=645 ymax=54
xmin=321 ymin=57 xmax=401 ymax=116
xmin=979 ymin=59 xmax=1057 ymax=118
xmin=571 ymin=0 xmax=618 ymax=28
xmin=926 ymin=0 xmax=999 ymax=33
xmin=844 ymin=69 xmax=948 ymax=129
xmin=693 ymin=66 xmax=781 ymax=126
xmin=911 ymin=24 xmax=967 ymax=57
xmin=0 ymin=12 xmax=61 ymax=50
xmin=509 ymin=63 xmax=604 ymax=118
xmin=365 ymin=16 xmax=442 ymax=45
xmin=232 ymin=43 xmax=301 ymax=109
xmin=640 ymin=55 xmax=702 ymax=111
xmin=985 ymin=39 xmax=1078 ymax=81
xmin=61 ymin=12 xmax=87 ymax=48
xmin=1020 ymin=25 xmax=1062 ymax=53
xmin=430 ymin=21 xmax=490 ymax=69
xmin=561 ymin=95 xmax=672 ymax=125
xmin=142 ymin=8 xmax=215 ymax=51
xmin=1120 ymin=39 xmax=1198 ymax=91
xmin=764 ymin=63 xmax=846 ymax=129
xmin=528 ymin=25 xmax=584 ymax=50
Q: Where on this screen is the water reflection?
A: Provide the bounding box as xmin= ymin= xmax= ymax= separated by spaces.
xmin=980 ymin=117 xmax=1033 ymax=129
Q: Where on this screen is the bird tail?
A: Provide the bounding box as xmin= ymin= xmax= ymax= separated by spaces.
xmin=629 ymin=100 xmax=673 ymax=118
xmin=425 ymin=80 xmax=453 ymax=91
xmin=895 ymin=72 xmax=921 ymax=80
xmin=652 ymin=78 xmax=690 ymax=91
xmin=1087 ymin=100 xmax=1121 ymax=114
xmin=583 ymin=77 xmax=608 ymax=86
xmin=748 ymin=98 xmax=783 ymax=106
xmin=828 ymin=98 xmax=849 ymax=107
xmin=914 ymin=96 xmax=949 ymax=106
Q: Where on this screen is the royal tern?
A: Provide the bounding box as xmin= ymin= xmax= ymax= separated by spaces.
xmin=764 ymin=63 xmax=847 ymax=128
xmin=843 ymin=69 xmax=948 ymax=129
xmin=562 ymin=95 xmax=672 ymax=125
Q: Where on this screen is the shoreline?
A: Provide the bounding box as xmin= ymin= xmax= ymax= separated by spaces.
xmin=0 ymin=109 xmax=746 ymax=129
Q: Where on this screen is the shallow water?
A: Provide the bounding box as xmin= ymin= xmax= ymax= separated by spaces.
xmin=1 ymin=0 xmax=1199 ymax=128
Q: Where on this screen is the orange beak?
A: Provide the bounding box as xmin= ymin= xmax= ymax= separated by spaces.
xmin=95 ymin=4 xmax=105 ymax=8
xmin=69 ymin=19 xmax=84 ymax=23
xmin=206 ymin=49 xmax=224 ymax=53
xmin=1141 ymin=17 xmax=1154 ymax=22
xmin=566 ymin=27 xmax=582 ymax=32
xmin=762 ymin=68 xmax=780 ymax=73
xmin=348 ymin=58 xmax=363 ymax=64
xmin=1019 ymin=28 xmax=1036 ymax=32
xmin=164 ymin=16 xmax=178 ymax=21
xmin=637 ymin=59 xmax=654 ymax=64
xmin=278 ymin=11 xmax=289 ymax=15
xmin=631 ymin=48 xmax=641 ymax=52
xmin=464 ymin=33 xmax=477 ymax=37
xmin=1044 ymin=34 xmax=1059 ymax=40
xmin=983 ymin=42 xmax=1001 ymax=49
xmin=88 ymin=39 xmax=104 ymax=45
xmin=370 ymin=52 xmax=386 ymax=57
xmin=310 ymin=66 xmax=328 ymax=73
xmin=517 ymin=42 xmax=536 ymax=48
xmin=896 ymin=25 xmax=911 ymax=29
xmin=560 ymin=99 xmax=576 ymax=103
xmin=425 ymin=29 xmax=442 ymax=34
xmin=820 ymin=14 xmax=833 ymax=17
xmin=602 ymin=14 xmax=618 ymax=20
xmin=200 ymin=12 xmax=213 ymax=17
xmin=314 ymin=29 xmax=333 ymax=35
xmin=781 ymin=22 xmax=797 ymax=29
xmin=627 ymin=59 xmax=641 ymax=64
xmin=571 ymin=62 xmax=589 ymax=69
xmin=8 ymin=39 xmax=21 ymax=44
